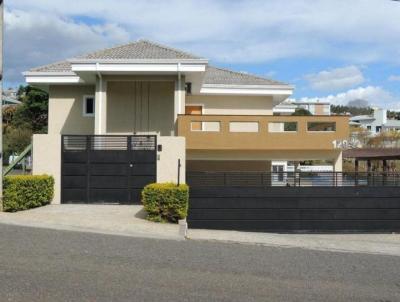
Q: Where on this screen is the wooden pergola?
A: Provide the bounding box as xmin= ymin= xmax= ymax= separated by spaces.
xmin=343 ymin=148 xmax=400 ymax=172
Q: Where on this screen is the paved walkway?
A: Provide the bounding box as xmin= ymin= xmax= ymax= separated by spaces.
xmin=188 ymin=229 xmax=400 ymax=256
xmin=0 ymin=205 xmax=183 ymax=240
xmin=0 ymin=205 xmax=399 ymax=256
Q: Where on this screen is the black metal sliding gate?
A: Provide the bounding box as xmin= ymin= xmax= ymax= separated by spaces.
xmin=187 ymin=172 xmax=400 ymax=232
xmin=61 ymin=135 xmax=156 ymax=204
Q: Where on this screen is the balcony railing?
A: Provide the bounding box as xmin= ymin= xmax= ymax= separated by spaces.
xmin=177 ymin=114 xmax=349 ymax=150
xmin=187 ymin=171 xmax=400 ymax=187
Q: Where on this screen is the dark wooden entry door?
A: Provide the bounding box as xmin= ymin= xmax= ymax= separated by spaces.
xmin=61 ymin=135 xmax=156 ymax=204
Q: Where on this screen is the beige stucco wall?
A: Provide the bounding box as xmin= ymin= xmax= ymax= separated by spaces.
xmin=32 ymin=134 xmax=186 ymax=205
xmin=157 ymin=136 xmax=186 ymax=184
xmin=32 ymin=134 xmax=62 ymax=204
xmin=48 ymin=85 xmax=95 ymax=135
xmin=186 ymin=95 xmax=274 ymax=115
xmin=107 ymin=81 xmax=175 ymax=136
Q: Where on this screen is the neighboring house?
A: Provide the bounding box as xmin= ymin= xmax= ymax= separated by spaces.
xmin=2 ymin=88 xmax=21 ymax=106
xmin=24 ymin=40 xmax=349 ymax=204
xmin=350 ymin=108 xmax=400 ymax=134
xmin=273 ymin=100 xmax=331 ymax=115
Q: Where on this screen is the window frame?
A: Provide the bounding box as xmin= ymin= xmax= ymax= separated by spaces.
xmin=83 ymin=95 xmax=95 ymax=117
xmin=307 ymin=121 xmax=336 ymax=132
xmin=268 ymin=121 xmax=298 ymax=133
xmin=190 ymin=121 xmax=220 ymax=132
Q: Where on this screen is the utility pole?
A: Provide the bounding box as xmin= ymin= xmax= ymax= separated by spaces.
xmin=0 ymin=0 xmax=3 ymax=210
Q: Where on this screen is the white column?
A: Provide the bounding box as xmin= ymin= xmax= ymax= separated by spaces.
xmin=334 ymin=151 xmax=343 ymax=172
xmin=173 ymin=76 xmax=185 ymax=135
xmin=95 ymin=76 xmax=107 ymax=134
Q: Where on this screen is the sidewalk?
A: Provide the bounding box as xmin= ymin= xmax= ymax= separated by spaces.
xmin=187 ymin=228 xmax=400 ymax=256
xmin=0 ymin=204 xmax=183 ymax=241
xmin=1 ymin=205 xmax=399 ymax=256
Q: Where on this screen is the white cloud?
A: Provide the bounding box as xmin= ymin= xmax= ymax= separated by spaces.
xmin=305 ymin=66 xmax=365 ymax=91
xmin=388 ymin=75 xmax=400 ymax=82
xmin=3 ymin=9 xmax=129 ymax=85
xmin=3 ymin=0 xmax=400 ymax=85
xmin=5 ymin=0 xmax=400 ymax=62
xmin=293 ymin=86 xmax=400 ymax=109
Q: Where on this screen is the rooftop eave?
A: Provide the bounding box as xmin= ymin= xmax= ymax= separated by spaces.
xmin=70 ymin=61 xmax=207 ymax=73
xmin=68 ymin=58 xmax=209 ymax=64
xmin=23 ymin=72 xmax=83 ymax=84
xmin=199 ymin=84 xmax=294 ymax=96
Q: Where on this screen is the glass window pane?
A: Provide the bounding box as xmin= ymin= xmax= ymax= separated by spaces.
xmin=86 ymin=98 xmax=94 ymax=114
xmin=269 ymin=122 xmax=297 ymax=132
xmin=307 ymin=122 xmax=336 ymax=131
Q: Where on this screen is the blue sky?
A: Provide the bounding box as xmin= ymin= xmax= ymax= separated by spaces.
xmin=3 ymin=0 xmax=400 ymax=108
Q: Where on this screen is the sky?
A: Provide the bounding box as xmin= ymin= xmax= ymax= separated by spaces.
xmin=3 ymin=0 xmax=400 ymax=109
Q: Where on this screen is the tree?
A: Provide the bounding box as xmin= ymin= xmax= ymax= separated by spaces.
xmin=2 ymin=127 xmax=33 ymax=164
xmin=2 ymin=105 xmax=17 ymax=134
xmin=350 ymin=126 xmax=370 ymax=147
xmin=11 ymin=85 xmax=49 ymax=133
xmin=292 ymin=108 xmax=312 ymax=116
xmin=331 ymin=105 xmax=373 ymax=116
xmin=2 ymin=85 xmax=48 ymax=164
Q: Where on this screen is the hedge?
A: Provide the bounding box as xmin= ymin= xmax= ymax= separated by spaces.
xmin=3 ymin=175 xmax=54 ymax=212
xmin=141 ymin=183 xmax=189 ymax=223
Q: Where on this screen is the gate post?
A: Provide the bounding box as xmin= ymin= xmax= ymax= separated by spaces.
xmin=177 ymin=159 xmax=181 ymax=186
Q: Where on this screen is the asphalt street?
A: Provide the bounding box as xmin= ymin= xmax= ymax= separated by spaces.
xmin=0 ymin=223 xmax=399 ymax=302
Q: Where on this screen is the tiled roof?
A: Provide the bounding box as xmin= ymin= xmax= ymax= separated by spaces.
xmin=204 ymin=66 xmax=287 ymax=86
xmin=75 ymin=39 xmax=201 ymax=60
xmin=27 ymin=40 xmax=289 ymax=86
xmin=29 ymin=60 xmax=72 ymax=72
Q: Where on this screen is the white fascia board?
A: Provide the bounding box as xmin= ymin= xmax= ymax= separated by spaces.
xmin=23 ymin=71 xmax=76 ymax=76
xmin=200 ymin=86 xmax=294 ymax=96
xmin=25 ymin=75 xmax=83 ymax=84
xmin=273 ymin=108 xmax=296 ymax=113
xmin=71 ymin=63 xmax=207 ymax=73
xmin=202 ymin=83 xmax=294 ymax=90
xmin=69 ymin=58 xmax=209 ymax=64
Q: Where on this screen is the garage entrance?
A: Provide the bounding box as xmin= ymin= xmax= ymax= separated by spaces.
xmin=61 ymin=135 xmax=156 ymax=204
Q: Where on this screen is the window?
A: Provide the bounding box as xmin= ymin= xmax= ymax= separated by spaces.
xmin=229 ymin=122 xmax=259 ymax=132
xmin=191 ymin=121 xmax=220 ymax=132
xmin=185 ymin=105 xmax=202 ymax=115
xmin=307 ymin=122 xmax=336 ymax=132
xmin=269 ymin=122 xmax=297 ymax=132
xmin=367 ymin=125 xmax=372 ymax=131
xmin=376 ymin=126 xmax=382 ymax=133
xmin=83 ymin=95 xmax=95 ymax=117
xmin=185 ymin=82 xmax=192 ymax=94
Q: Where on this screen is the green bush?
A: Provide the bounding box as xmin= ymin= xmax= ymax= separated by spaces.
xmin=141 ymin=183 xmax=189 ymax=223
xmin=3 ymin=175 xmax=54 ymax=212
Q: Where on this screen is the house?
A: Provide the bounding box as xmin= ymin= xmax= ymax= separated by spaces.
xmin=2 ymin=88 xmax=21 ymax=106
xmin=350 ymin=108 xmax=400 ymax=134
xmin=24 ymin=40 xmax=349 ymax=204
xmin=273 ymin=100 xmax=331 ymax=115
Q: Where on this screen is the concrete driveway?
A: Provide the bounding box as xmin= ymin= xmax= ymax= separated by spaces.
xmin=0 ymin=205 xmax=182 ymax=240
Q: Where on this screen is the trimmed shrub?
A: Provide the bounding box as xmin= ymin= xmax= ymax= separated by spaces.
xmin=141 ymin=183 xmax=189 ymax=223
xmin=3 ymin=175 xmax=54 ymax=212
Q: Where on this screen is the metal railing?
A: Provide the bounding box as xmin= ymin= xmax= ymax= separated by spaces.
xmin=186 ymin=171 xmax=400 ymax=187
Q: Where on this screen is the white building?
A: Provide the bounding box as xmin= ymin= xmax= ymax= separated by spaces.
xmin=273 ymin=100 xmax=331 ymax=115
xmin=350 ymin=108 xmax=400 ymax=134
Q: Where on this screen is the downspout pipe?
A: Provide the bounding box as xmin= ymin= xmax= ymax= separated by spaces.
xmin=96 ymin=63 xmax=102 ymax=134
xmin=177 ymin=62 xmax=181 ymax=116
